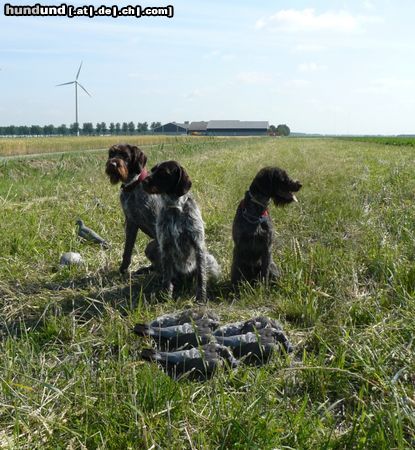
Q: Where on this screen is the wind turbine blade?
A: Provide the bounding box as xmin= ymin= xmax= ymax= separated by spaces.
xmin=76 ymin=61 xmax=83 ymax=80
xmin=56 ymin=81 xmax=75 ymax=86
xmin=77 ymin=82 xmax=91 ymax=97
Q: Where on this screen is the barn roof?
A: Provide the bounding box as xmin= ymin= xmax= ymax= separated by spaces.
xmin=171 ymin=122 xmax=189 ymax=129
xmin=153 ymin=122 xmax=189 ymax=131
xmin=188 ymin=121 xmax=208 ymax=131
xmin=207 ymin=120 xmax=269 ymax=129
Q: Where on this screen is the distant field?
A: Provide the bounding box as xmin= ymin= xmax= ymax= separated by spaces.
xmin=0 ymin=135 xmax=208 ymax=157
xmin=0 ymin=138 xmax=414 ymax=448
xmin=343 ymin=136 xmax=415 ymax=147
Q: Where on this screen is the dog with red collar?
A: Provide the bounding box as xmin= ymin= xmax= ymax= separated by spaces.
xmin=231 ymin=166 xmax=302 ymax=286
xmin=105 ymin=144 xmax=161 ymax=273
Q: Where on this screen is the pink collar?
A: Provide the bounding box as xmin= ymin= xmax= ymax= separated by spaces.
xmin=121 ymin=168 xmax=148 ymax=192
xmin=138 ymin=168 xmax=148 ymax=182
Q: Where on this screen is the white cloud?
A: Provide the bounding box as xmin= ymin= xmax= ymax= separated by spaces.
xmin=269 ymin=78 xmax=310 ymax=95
xmin=221 ymin=53 xmax=236 ymax=62
xmin=255 ymin=8 xmax=382 ymax=33
xmin=185 ymin=89 xmax=204 ymax=100
xmin=355 ymin=78 xmax=415 ymax=94
xmin=363 ymin=1 xmax=375 ymax=10
xmin=204 ymin=49 xmax=236 ymax=61
xmin=236 ymin=71 xmax=273 ymax=85
xmin=204 ymin=50 xmax=221 ymax=58
xmin=127 ymin=72 xmax=163 ymax=81
xmin=184 ymin=86 xmax=221 ymax=101
xmin=0 ymin=48 xmax=65 ymax=54
xmin=294 ymin=43 xmax=326 ymax=52
xmin=284 ymin=79 xmax=310 ymax=88
xmin=298 ymin=62 xmax=327 ymax=72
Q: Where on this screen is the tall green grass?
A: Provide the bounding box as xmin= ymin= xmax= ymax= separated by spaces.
xmin=342 ymin=136 xmax=415 ymax=147
xmin=0 ymin=138 xmax=414 ymax=448
xmin=0 ymin=135 xmax=215 ymax=157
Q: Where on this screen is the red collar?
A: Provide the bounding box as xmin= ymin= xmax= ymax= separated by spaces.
xmin=240 ymin=200 xmax=269 ymax=218
xmin=121 ymin=168 xmax=148 ymax=192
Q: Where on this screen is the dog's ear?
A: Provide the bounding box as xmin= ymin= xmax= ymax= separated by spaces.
xmin=250 ymin=168 xmax=273 ymax=197
xmin=271 ymin=168 xmax=302 ymax=192
xmin=174 ymin=164 xmax=192 ymax=196
xmin=108 ymin=144 xmax=120 ymax=158
xmin=128 ymin=145 xmax=147 ymax=174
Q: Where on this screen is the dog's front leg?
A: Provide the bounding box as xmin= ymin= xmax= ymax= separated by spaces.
xmin=144 ymin=239 xmax=161 ymax=272
xmin=260 ymin=249 xmax=272 ymax=283
xmin=120 ymin=220 xmax=139 ymax=273
xmin=160 ymin=246 xmax=174 ymax=298
xmin=230 ymin=247 xmax=243 ymax=286
xmin=195 ymin=245 xmax=207 ymax=302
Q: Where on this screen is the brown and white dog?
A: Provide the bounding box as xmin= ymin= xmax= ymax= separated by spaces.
xmin=105 ymin=144 xmax=161 ymax=273
xmin=142 ymin=160 xmax=220 ymax=301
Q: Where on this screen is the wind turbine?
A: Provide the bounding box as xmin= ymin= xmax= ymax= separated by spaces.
xmin=56 ymin=61 xmax=91 ymax=135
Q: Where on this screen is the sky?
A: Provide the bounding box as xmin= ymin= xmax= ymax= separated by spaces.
xmin=1 ymin=0 xmax=415 ymax=134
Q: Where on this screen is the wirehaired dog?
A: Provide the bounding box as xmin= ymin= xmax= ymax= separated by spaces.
xmin=105 ymin=143 xmax=161 ymax=273
xmin=231 ymin=167 xmax=302 ymax=286
xmin=142 ymin=160 xmax=220 ymax=301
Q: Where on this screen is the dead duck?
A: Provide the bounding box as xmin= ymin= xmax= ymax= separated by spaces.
xmin=141 ymin=343 xmax=239 ymax=380
xmin=133 ymin=319 xmax=215 ymax=350
xmin=150 ymin=308 xmax=220 ymax=328
xmin=214 ymin=328 xmax=293 ymax=364
xmin=213 ymin=316 xmax=283 ymax=337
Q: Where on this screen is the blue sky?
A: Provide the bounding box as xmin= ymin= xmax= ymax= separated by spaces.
xmin=1 ymin=0 xmax=414 ymax=134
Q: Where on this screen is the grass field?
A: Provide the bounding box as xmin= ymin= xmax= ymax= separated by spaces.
xmin=342 ymin=136 xmax=415 ymax=147
xmin=1 ymin=137 xmax=415 ymax=448
xmin=0 ymin=135 xmax=205 ymax=157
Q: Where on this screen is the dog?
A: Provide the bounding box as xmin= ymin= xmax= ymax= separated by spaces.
xmin=105 ymin=143 xmax=161 ymax=273
xmin=231 ymin=167 xmax=302 ymax=286
xmin=142 ymin=160 xmax=220 ymax=301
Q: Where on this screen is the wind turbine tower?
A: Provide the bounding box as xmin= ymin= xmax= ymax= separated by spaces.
xmin=56 ymin=61 xmax=91 ymax=136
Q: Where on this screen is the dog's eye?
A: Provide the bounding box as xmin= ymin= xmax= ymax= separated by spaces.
xmin=109 ymin=151 xmax=115 ymax=158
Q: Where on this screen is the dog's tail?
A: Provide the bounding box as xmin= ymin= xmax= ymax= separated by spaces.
xmin=206 ymin=253 xmax=221 ymax=280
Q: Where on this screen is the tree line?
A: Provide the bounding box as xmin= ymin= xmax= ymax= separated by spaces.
xmin=0 ymin=122 xmax=291 ymax=137
xmin=0 ymin=121 xmax=162 ymax=136
xmin=269 ymin=124 xmax=290 ymax=136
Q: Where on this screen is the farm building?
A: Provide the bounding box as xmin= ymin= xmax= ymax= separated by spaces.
xmin=153 ymin=122 xmax=189 ymax=134
xmin=153 ymin=120 xmax=269 ymax=136
xmin=187 ymin=121 xmax=208 ymax=135
xmin=206 ymin=120 xmax=269 ymax=136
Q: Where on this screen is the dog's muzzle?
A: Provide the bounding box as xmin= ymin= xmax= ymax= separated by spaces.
xmin=106 ymin=158 xmax=128 ymax=183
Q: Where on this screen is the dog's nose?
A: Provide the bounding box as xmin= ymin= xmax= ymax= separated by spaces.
xmin=110 ymin=161 xmax=117 ymax=168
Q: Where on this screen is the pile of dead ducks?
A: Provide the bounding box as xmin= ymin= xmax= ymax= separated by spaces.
xmin=133 ymin=308 xmax=292 ymax=380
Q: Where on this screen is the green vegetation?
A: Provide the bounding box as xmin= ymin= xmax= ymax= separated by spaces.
xmin=269 ymin=124 xmax=290 ymax=136
xmin=343 ymin=136 xmax=415 ymax=147
xmin=0 ymin=121 xmax=162 ymax=137
xmin=0 ymin=135 xmax=209 ymax=157
xmin=0 ymin=137 xmax=414 ymax=448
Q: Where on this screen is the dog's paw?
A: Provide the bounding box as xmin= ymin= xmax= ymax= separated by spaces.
xmin=162 ymin=281 xmax=174 ymax=298
xmin=134 ymin=265 xmax=154 ymax=276
xmin=195 ymin=289 xmax=207 ymax=303
xmin=119 ymin=264 xmax=129 ymax=274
